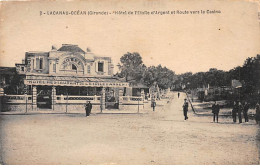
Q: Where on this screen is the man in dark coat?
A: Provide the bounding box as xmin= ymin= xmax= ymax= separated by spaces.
xmin=151 ymin=100 xmax=156 ymax=111
xmin=84 ymin=101 xmax=92 ymax=117
xmin=243 ymin=101 xmax=249 ymax=122
xmin=237 ymin=101 xmax=243 ymax=123
xmin=183 ymin=99 xmax=189 ymax=120
xmin=232 ymin=101 xmax=238 ymax=123
xmin=212 ymin=101 xmax=220 ymax=123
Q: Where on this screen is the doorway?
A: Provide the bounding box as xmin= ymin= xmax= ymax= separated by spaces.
xmin=37 ymin=86 xmax=52 ymax=109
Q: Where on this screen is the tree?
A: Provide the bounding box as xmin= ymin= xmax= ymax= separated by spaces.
xmin=143 ymin=65 xmax=176 ymax=89
xmin=117 ymin=52 xmax=145 ymax=83
xmin=4 ymin=72 xmax=25 ymax=95
xmin=118 ymin=53 xmax=177 ymax=91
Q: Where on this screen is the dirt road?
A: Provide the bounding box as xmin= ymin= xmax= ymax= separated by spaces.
xmin=0 ymin=92 xmax=259 ymax=164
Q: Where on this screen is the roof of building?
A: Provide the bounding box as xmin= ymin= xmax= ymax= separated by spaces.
xmin=0 ymin=67 xmax=16 ymax=75
xmin=26 ymin=52 xmax=49 ymax=56
xmin=58 ymin=44 xmax=85 ymax=53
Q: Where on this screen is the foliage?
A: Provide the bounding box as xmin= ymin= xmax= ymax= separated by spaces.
xmin=117 ymin=52 xmax=260 ymax=103
xmin=4 ymin=72 xmax=26 ymax=95
xmin=143 ymin=65 xmax=176 ymax=89
xmin=173 ymin=55 xmax=260 ymax=103
xmin=118 ymin=52 xmax=176 ymax=89
xmin=117 ymin=52 xmax=145 ymax=83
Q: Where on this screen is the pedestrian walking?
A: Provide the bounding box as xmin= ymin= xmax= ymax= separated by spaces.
xmin=232 ymin=101 xmax=237 ymax=123
xmin=183 ymin=98 xmax=189 ymax=120
xmin=237 ymin=101 xmax=243 ymax=123
xmin=151 ymin=100 xmax=156 ymax=111
xmin=255 ymin=102 xmax=260 ymax=124
xmin=84 ymin=101 xmax=92 ymax=117
xmin=243 ymin=101 xmax=249 ymax=122
xmin=178 ymin=92 xmax=180 ymax=98
xmin=212 ymin=101 xmax=220 ymax=123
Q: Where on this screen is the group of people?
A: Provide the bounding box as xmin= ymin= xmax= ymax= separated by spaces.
xmin=182 ymin=98 xmax=260 ymax=124
xmin=231 ymin=101 xmax=250 ymax=123
xmin=84 ymin=95 xmax=260 ymax=123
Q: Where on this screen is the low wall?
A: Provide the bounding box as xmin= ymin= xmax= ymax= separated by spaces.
xmin=0 ymin=95 xmax=33 ymax=112
xmin=1 ymin=95 xmax=149 ymax=113
xmin=55 ymin=104 xmax=101 ymax=113
xmin=1 ymin=104 xmax=33 ymax=112
xmin=119 ymin=104 xmax=146 ymax=112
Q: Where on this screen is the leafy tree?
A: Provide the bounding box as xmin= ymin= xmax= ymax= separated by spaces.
xmin=118 ymin=53 xmax=176 ymax=90
xmin=117 ymin=52 xmax=145 ymax=83
xmin=4 ymin=72 xmax=25 ymax=95
xmin=142 ymin=65 xmax=176 ymax=89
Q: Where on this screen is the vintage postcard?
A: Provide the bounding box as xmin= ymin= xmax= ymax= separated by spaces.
xmin=0 ymin=0 xmax=259 ymax=165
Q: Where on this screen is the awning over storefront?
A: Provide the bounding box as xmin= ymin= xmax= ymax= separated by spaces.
xmin=24 ymin=75 xmax=129 ymax=87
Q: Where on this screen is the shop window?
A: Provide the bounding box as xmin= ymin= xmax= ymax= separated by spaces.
xmin=98 ymin=62 xmax=104 ymax=72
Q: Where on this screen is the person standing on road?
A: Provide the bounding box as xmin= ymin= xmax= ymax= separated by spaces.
xmin=183 ymin=98 xmax=189 ymax=120
xmin=255 ymin=102 xmax=260 ymax=124
xmin=84 ymin=101 xmax=92 ymax=117
xmin=151 ymin=100 xmax=156 ymax=111
xmin=243 ymin=101 xmax=249 ymax=122
xmin=232 ymin=101 xmax=238 ymax=123
xmin=237 ymin=101 xmax=243 ymax=123
xmin=212 ymin=101 xmax=220 ymax=123
xmin=178 ymin=92 xmax=180 ymax=98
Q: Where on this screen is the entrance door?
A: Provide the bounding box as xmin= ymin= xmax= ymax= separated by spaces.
xmin=105 ymin=88 xmax=118 ymax=109
xmin=37 ymin=86 xmax=52 ymax=109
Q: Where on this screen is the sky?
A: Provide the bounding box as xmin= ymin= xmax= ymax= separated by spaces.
xmin=0 ymin=0 xmax=259 ymax=74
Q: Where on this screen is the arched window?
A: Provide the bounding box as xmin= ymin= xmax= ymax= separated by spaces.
xmin=72 ymin=64 xmax=77 ymax=70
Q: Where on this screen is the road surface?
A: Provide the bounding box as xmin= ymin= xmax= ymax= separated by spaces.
xmin=0 ymin=92 xmax=259 ymax=164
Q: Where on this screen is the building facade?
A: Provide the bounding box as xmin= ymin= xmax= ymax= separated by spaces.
xmin=12 ymin=44 xmax=130 ymax=111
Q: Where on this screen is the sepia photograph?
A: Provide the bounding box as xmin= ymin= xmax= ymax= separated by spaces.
xmin=0 ymin=0 xmax=260 ymax=165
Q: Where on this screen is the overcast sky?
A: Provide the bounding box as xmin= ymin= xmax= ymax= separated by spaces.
xmin=0 ymin=0 xmax=259 ymax=74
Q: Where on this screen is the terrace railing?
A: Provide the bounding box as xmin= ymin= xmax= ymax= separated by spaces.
xmin=121 ymin=96 xmax=144 ymax=105
xmin=3 ymin=95 xmax=32 ymax=104
xmin=56 ymin=95 xmax=101 ymax=104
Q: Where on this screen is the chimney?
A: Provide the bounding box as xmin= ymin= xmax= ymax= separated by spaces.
xmin=86 ymin=47 xmax=91 ymax=53
xmin=51 ymin=45 xmax=57 ymax=50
